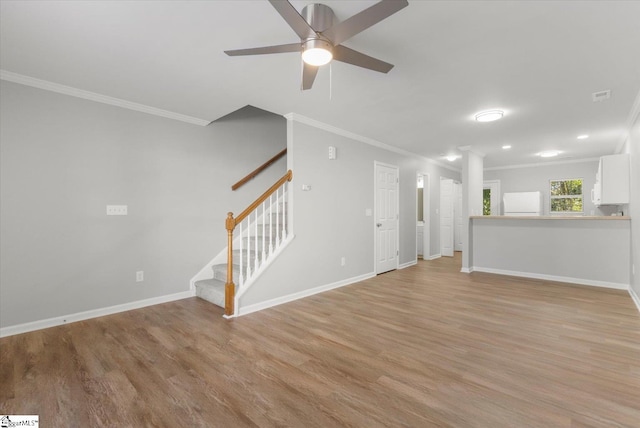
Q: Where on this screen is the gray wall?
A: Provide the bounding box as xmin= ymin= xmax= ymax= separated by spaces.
xmin=0 ymin=81 xmax=286 ymax=327
xmin=624 ymin=108 xmax=639 ymax=302
xmin=484 ymin=160 xmax=619 ymax=216
xmin=239 ymin=119 xmax=460 ymax=307
xmin=472 ymin=218 xmax=630 ymax=287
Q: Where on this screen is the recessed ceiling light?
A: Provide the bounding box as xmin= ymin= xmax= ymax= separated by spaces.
xmin=475 ymin=110 xmax=504 ymax=122
xmin=446 ymin=155 xmax=458 ymax=162
xmin=502 ymin=145 xmax=512 ymax=149
xmin=539 ymin=150 xmax=561 ymax=158
xmin=577 ymin=134 xmax=589 ymax=140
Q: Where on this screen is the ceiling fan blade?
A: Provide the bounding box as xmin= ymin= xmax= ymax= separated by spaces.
xmin=333 ymin=45 xmax=394 ymax=73
xmin=302 ymin=62 xmax=319 ymax=90
xmin=225 ymin=43 xmax=301 ymax=56
xmin=269 ymin=0 xmax=316 ymax=40
xmin=322 ymin=0 xmax=408 ymax=45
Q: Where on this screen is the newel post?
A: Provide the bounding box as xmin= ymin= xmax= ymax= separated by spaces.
xmin=225 ymin=212 xmax=236 ymax=317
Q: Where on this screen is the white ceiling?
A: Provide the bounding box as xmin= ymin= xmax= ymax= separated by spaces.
xmin=2 ymin=0 xmax=640 ymax=168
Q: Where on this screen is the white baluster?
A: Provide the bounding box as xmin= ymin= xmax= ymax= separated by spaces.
xmin=253 ymin=211 xmax=258 ymax=274
xmin=245 ymin=219 xmax=251 ymax=279
xmin=261 ymin=201 xmax=266 ymax=264
xmin=276 ymin=188 xmax=281 ymax=247
xmin=238 ymin=218 xmax=244 ymax=287
xmin=282 ymin=182 xmax=287 ymax=240
xmin=269 ymin=194 xmax=274 ymax=256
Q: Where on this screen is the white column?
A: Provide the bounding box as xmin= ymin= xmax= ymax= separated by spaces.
xmin=459 ymin=146 xmax=484 ymax=273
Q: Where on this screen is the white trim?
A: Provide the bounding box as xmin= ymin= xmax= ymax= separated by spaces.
xmin=483 ymin=179 xmax=501 ymax=215
xmin=417 ymin=172 xmax=431 ymax=259
xmin=0 ymin=290 xmax=195 ymax=338
xmin=235 ymin=272 xmax=376 ymax=317
xmin=399 ymin=260 xmax=417 ymax=269
xmin=616 ymin=88 xmax=640 ymax=154
xmin=484 ymin=157 xmax=600 ymax=172
xmin=460 ymin=267 xmax=473 ymax=273
xmin=284 ymin=112 xmax=459 ymax=172
xmin=425 ymin=254 xmax=441 ymax=260
xmin=471 ymin=266 xmax=628 ymax=290
xmin=629 ymin=287 xmax=640 ymax=313
xmin=0 ymin=70 xmax=211 ymax=127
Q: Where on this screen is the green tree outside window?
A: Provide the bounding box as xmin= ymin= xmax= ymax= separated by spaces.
xmin=483 ymin=189 xmax=491 ymax=215
xmin=550 ymin=179 xmax=583 ymax=212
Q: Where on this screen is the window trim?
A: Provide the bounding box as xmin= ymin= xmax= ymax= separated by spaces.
xmin=549 ymin=177 xmax=584 ymax=214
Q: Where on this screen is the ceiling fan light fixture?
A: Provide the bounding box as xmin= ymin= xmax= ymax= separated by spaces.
xmin=302 ymin=39 xmax=333 ymax=66
xmin=475 ymin=110 xmax=504 ymax=122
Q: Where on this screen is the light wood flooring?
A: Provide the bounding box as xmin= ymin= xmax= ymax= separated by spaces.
xmin=2 ymin=253 xmax=640 ymax=427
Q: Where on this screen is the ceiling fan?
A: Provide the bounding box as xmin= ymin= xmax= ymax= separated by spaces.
xmin=224 ymin=0 xmax=409 ymax=90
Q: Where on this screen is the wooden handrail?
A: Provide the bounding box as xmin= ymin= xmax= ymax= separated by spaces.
xmin=224 ymin=169 xmax=293 ymax=316
xmin=231 ymin=148 xmax=287 ymax=191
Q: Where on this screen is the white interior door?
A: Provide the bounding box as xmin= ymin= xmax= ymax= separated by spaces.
xmin=440 ymin=178 xmax=454 ymax=257
xmin=376 ymin=163 xmax=399 ymax=274
xmin=454 ymin=182 xmax=463 ymax=251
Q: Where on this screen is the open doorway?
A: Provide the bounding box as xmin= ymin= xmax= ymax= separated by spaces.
xmin=483 ymin=180 xmax=501 ymax=215
xmin=417 ymin=173 xmax=430 ymax=259
xmin=440 ymin=178 xmax=462 ymax=257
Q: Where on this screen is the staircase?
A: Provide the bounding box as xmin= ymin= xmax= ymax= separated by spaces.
xmin=194 ymin=170 xmax=292 ymax=316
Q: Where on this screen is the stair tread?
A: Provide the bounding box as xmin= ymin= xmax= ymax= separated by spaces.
xmin=195 ymin=278 xmax=226 ymax=288
xmin=195 ymin=278 xmax=226 ymax=308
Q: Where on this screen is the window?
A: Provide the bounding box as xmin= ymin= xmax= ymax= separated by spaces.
xmin=550 ymin=178 xmax=583 ymax=213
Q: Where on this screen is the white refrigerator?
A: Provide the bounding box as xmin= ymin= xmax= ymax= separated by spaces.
xmin=503 ymin=191 xmax=542 ymax=216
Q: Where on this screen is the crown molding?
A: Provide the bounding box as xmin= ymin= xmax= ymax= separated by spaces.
xmin=457 ymin=145 xmax=486 ymax=158
xmin=484 ymin=157 xmax=600 ymax=172
xmin=0 ymin=70 xmax=211 ymax=127
xmin=283 ymin=113 xmax=460 ymax=172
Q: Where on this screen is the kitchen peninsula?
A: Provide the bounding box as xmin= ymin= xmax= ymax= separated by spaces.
xmin=469 ymin=216 xmax=630 ymax=289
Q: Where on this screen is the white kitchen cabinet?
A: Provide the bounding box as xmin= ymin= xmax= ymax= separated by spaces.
xmin=591 ymin=154 xmax=629 ymax=206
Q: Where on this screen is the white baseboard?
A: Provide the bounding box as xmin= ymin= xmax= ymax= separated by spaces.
xmin=0 ymin=290 xmax=195 ymax=338
xmin=425 ymin=254 xmax=441 ymax=261
xmin=399 ymin=260 xmax=417 ymax=269
xmin=460 ymin=267 xmax=473 ymax=273
xmin=630 ymin=287 xmax=640 ymax=313
xmin=472 ymin=266 xmax=629 ymax=290
xmin=237 ymin=272 xmax=376 ymax=317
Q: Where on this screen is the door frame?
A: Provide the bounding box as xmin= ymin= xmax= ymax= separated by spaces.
xmin=417 ymin=172 xmax=430 ymax=259
xmin=374 ymin=161 xmax=399 ymax=274
xmin=440 ymin=177 xmax=454 ymax=257
xmin=483 ymin=180 xmax=501 ymax=215
xmin=453 ymin=181 xmax=463 ymax=251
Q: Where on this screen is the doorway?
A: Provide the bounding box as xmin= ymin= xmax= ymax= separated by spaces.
xmin=439 ymin=178 xmax=454 ymax=257
xmin=417 ymin=173 xmax=430 ymax=259
xmin=440 ymin=178 xmax=463 ymax=257
xmin=483 ymin=180 xmax=501 ymax=215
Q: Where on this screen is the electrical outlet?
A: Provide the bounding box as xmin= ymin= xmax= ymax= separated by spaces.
xmin=107 ymin=205 xmax=128 ymax=215
xmin=136 ymin=271 xmax=144 ymax=282
xmin=341 ymin=257 xmax=346 ymax=266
